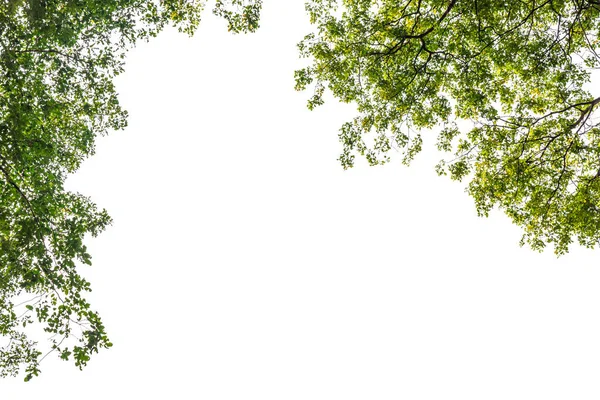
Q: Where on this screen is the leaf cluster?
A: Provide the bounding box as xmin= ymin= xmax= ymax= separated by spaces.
xmin=296 ymin=0 xmax=600 ymax=254
xmin=0 ymin=0 xmax=217 ymax=380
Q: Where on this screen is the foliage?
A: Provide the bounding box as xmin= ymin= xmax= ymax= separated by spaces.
xmin=214 ymin=0 xmax=263 ymax=33
xmin=2 ymin=0 xmax=600 ymax=382
xmin=295 ymin=0 xmax=600 ymax=254
xmin=0 ymin=0 xmax=262 ymax=381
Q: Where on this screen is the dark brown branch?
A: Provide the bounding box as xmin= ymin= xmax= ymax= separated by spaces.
xmin=0 ymin=159 xmax=37 ymax=220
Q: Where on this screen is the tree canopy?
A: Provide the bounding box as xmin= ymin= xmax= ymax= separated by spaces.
xmin=295 ymin=0 xmax=600 ymax=254
xmin=2 ymin=0 xmax=600 ymax=381
xmin=0 ymin=0 xmax=261 ymax=381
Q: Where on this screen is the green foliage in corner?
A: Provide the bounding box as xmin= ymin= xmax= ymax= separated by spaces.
xmin=295 ymin=0 xmax=600 ymax=254
xmin=0 ymin=0 xmax=262 ymax=381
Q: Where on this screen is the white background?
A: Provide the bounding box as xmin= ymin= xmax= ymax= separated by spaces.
xmin=4 ymin=1 xmax=600 ymax=398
